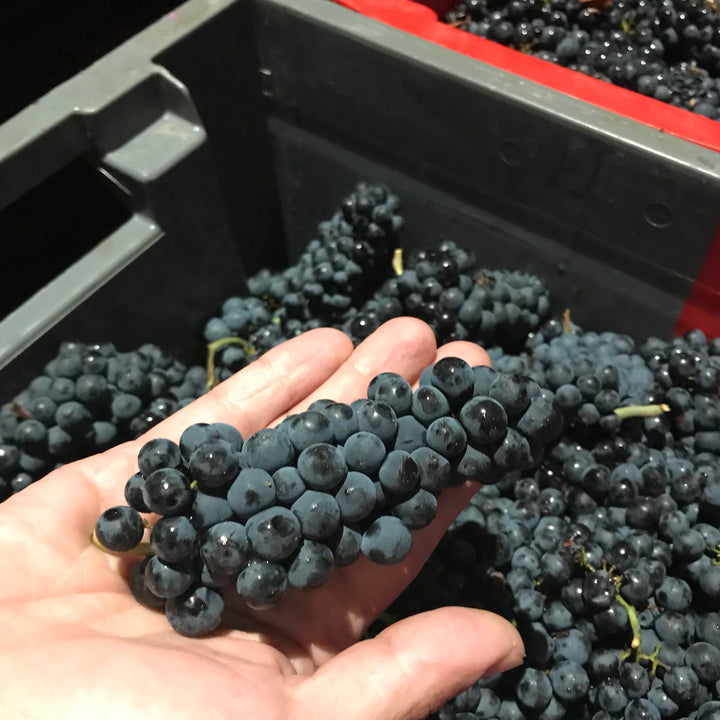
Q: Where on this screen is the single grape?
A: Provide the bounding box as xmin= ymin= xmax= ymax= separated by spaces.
xmin=179 ymin=423 xmax=221 ymax=462
xmin=226 ymin=468 xmax=277 ymax=522
xmin=489 ymin=373 xmax=534 ymax=417
xmin=189 ymin=439 xmax=239 ymax=490
xmin=335 ymin=471 xmax=377 ymax=522
xmin=144 ymin=556 xmax=195 ymax=599
xmin=124 ymin=472 xmax=150 ymax=513
xmin=287 ymin=539 xmax=335 ymax=588
xmin=459 ymin=396 xmax=508 ymax=446
xmin=516 ymin=668 xmax=552 ymax=712
xmin=356 ymin=400 xmax=398 ymax=449
xmin=493 ymin=428 xmax=532 ymax=472
xmin=246 ymin=506 xmax=302 ymax=561
xmin=236 ymin=559 xmax=288 ymax=609
xmin=431 ymin=357 xmax=474 ymax=410
xmin=150 ymin=515 xmax=198 ymax=563
xmin=137 ymin=438 xmax=183 ymax=478
xmin=378 ymin=450 xmax=420 ymax=495
xmin=142 ymin=467 xmax=193 ymax=516
xmin=55 ymin=401 xmax=93 ymax=436
xmin=516 ymin=397 xmax=564 ymax=444
xmin=296 ymin=442 xmax=347 ymax=491
xmin=685 ymin=642 xmax=720 ymax=685
xmin=663 ymin=666 xmax=700 ymax=708
xmin=189 ymin=491 xmax=234 ymax=530
xmin=411 ymin=385 xmax=451 ymax=426
xmin=361 ymin=516 xmax=412 ymax=564
xmin=620 ymin=663 xmax=650 ymax=699
xmin=287 ymin=411 xmax=334 ymax=453
xmin=94 ymin=506 xmax=144 ymax=552
xmin=320 ymin=403 xmax=358 ymax=444
xmin=597 ymin=679 xmax=628 ymax=714
xmin=165 ymin=586 xmax=224 ymax=637
xmin=393 ymin=415 xmax=427 ymax=453
xmin=655 ymin=576 xmax=693 ymax=612
xmin=241 ymin=428 xmax=295 ymax=474
xmin=548 ymin=661 xmax=590 ymax=703
xmin=343 ymin=431 xmax=386 ymax=475
xmin=372 ymin=374 xmax=413 ymax=416
xmin=291 ymin=490 xmax=341 ymax=540
xmin=272 ymin=466 xmax=306 ymax=506
xmin=392 ymin=488 xmax=438 ymax=529
xmin=210 ymin=422 xmax=243 ymax=451
xmin=200 ymin=521 xmax=250 ymax=575
xmin=426 ymin=416 xmax=467 ymax=459
xmin=412 ymin=446 xmax=451 ymax=494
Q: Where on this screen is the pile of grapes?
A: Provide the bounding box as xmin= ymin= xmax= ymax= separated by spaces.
xmin=0 ymin=343 xmax=211 ymax=497
xmin=443 ymin=0 xmax=720 ymax=121
xmin=386 ymin=326 xmax=720 ymax=720
xmin=1 ymin=181 xmax=719 ymax=719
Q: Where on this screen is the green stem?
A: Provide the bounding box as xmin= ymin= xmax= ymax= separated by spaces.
xmin=614 ymin=404 xmax=670 ymax=419
xmin=392 ymin=248 xmax=404 ymax=276
xmin=615 ymin=592 xmax=642 ymax=653
xmin=575 ymin=546 xmax=596 ymax=573
xmin=206 ymin=336 xmax=257 ymax=388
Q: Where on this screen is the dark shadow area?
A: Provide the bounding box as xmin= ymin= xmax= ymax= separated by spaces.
xmin=0 ymin=0 xmax=184 ymax=125
xmin=0 ymin=157 xmax=131 ymax=320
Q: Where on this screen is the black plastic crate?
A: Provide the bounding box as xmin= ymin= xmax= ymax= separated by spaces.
xmin=1 ymin=0 xmax=720 ymax=398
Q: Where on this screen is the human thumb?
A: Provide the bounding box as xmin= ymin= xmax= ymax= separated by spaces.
xmin=291 ymin=606 xmax=525 ymax=720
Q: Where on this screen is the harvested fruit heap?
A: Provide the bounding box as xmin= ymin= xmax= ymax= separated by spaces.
xmin=444 ymin=0 xmax=720 ymax=121
xmin=0 ymin=343 xmax=209 ymax=496
xmin=379 ymin=324 xmax=720 ymax=720
xmin=95 ymin=357 xmax=565 ymax=637
xmin=203 ymin=181 xmax=551 ymax=378
xmin=0 ymin=182 xmax=551 ymax=497
xmin=1 ymin=181 xmax=719 ymax=718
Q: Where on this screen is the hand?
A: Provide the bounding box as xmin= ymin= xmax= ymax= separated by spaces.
xmin=0 ymin=318 xmax=524 ymax=720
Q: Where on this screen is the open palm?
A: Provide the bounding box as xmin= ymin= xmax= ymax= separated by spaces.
xmin=0 ymin=318 xmax=523 ymax=720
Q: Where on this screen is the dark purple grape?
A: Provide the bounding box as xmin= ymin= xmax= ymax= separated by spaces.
xmin=166 ymin=586 xmax=224 ymax=637
xmin=94 ymin=505 xmax=144 ymax=552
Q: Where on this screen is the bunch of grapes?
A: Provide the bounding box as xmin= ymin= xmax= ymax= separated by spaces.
xmin=344 ymin=243 xmax=551 ymax=350
xmin=93 ymin=357 xmax=565 ymax=637
xmin=203 ymin=182 xmax=404 ymax=375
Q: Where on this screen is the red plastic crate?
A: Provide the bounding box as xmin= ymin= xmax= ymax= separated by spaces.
xmin=335 ymin=0 xmax=720 ymax=337
xmin=335 ymin=0 xmax=720 ymax=155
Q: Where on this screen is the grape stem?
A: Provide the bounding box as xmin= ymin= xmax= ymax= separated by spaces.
xmin=574 ymin=545 xmax=669 ymax=673
xmin=392 ymin=248 xmax=404 ymax=276
xmin=562 ymin=309 xmax=573 ymax=334
xmin=206 ymin=336 xmax=258 ymax=388
xmin=613 ymin=404 xmax=670 ymax=419
xmin=574 ymin=546 xmax=596 ymax=572
xmin=614 ymin=590 xmax=641 ymax=651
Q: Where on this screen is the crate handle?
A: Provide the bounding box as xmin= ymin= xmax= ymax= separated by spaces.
xmin=0 ymin=213 xmax=162 ymax=369
xmin=0 ymin=66 xmax=213 ymax=371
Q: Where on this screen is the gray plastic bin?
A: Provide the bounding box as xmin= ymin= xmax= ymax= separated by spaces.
xmin=1 ymin=0 xmax=720 ymax=398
